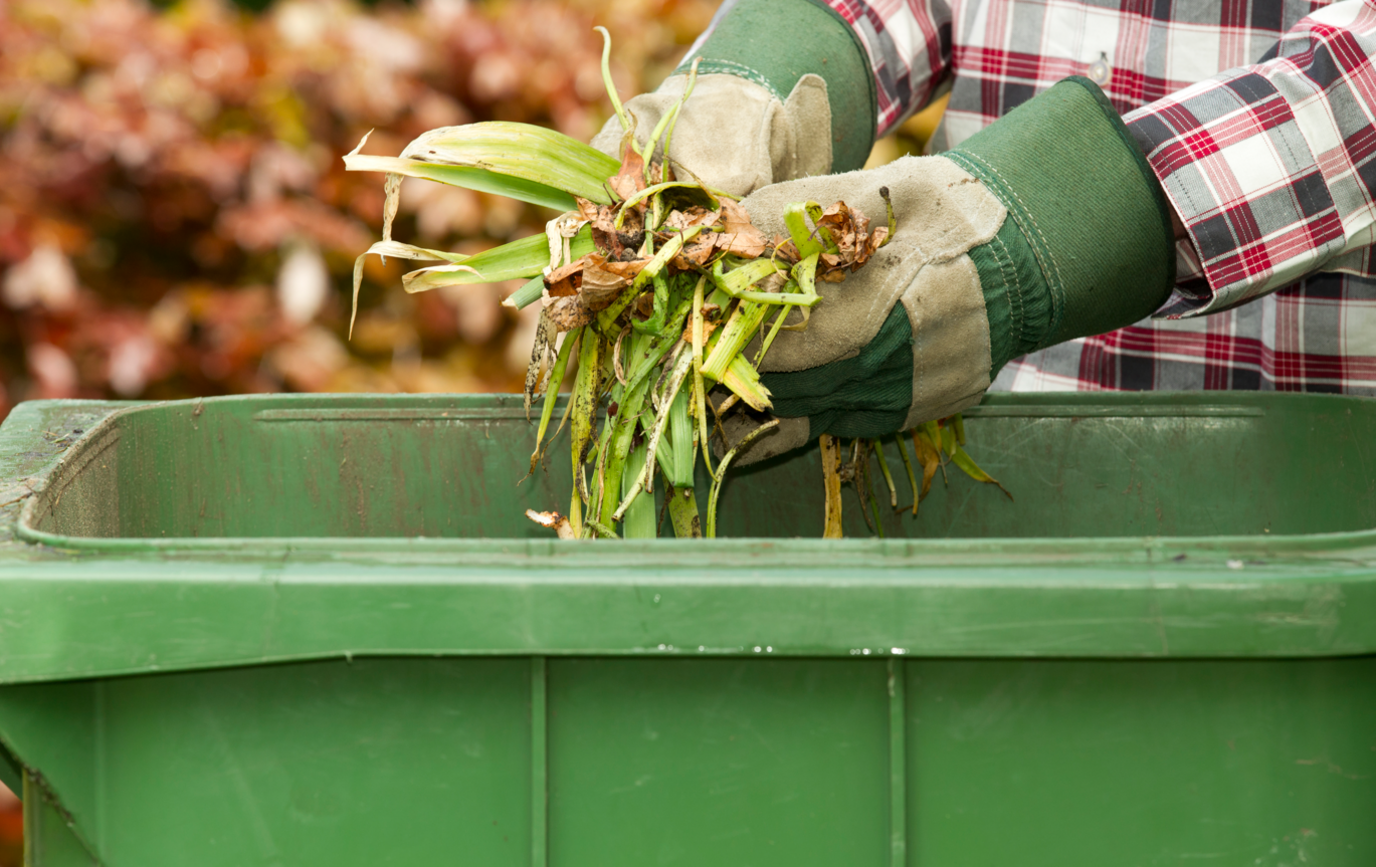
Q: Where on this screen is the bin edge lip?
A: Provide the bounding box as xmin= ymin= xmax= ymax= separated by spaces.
xmin=9 ymin=391 xmax=1376 ymax=563
xmin=14 ymin=518 xmax=1376 ymax=564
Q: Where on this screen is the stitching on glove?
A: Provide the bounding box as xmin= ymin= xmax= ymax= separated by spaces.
xmin=688 ymin=59 xmax=783 ymax=102
xmin=985 ymin=232 xmax=1024 ymax=352
xmin=953 ymin=150 xmax=1067 ymax=330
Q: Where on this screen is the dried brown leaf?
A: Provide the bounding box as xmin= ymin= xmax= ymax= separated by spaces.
xmin=545 ymin=295 xmax=596 ymax=331
xmin=634 ymin=290 xmax=655 ymax=318
xmin=713 ymin=229 xmax=768 ymax=259
xmin=575 ymin=197 xmax=601 ymax=224
xmin=610 ymin=147 xmax=648 ymax=201
xmin=524 ymin=308 xmax=554 ymax=413
xmin=525 ymin=509 xmax=575 ymax=539
xmin=911 ymin=429 xmax=941 ymax=500
xmin=755 ymin=271 xmax=787 ymax=294
xmin=663 ymin=206 xmax=719 ymax=232
xmin=544 ymin=259 xmax=584 ymax=297
xmin=673 ymin=240 xmax=718 ymax=269
xmin=811 ymin=201 xmax=888 ymax=280
xmin=578 ymin=256 xmax=631 ymax=311
xmin=704 ymin=200 xmax=771 ymax=259
xmin=718 ymin=199 xmax=752 ymax=233
xmin=591 ymin=203 xmax=644 ymax=259
xmin=593 ymin=256 xmax=648 ymax=279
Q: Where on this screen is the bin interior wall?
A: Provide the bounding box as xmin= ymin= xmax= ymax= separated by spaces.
xmin=5 ymin=655 xmax=1374 ymax=867
xmin=26 ymin=393 xmax=1376 ymax=539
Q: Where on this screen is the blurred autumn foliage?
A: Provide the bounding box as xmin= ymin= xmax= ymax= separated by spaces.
xmin=0 ymin=0 xmax=720 ymax=420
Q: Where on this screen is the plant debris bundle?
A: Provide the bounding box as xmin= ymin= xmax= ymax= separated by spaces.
xmin=347 ymin=29 xmax=1008 ymax=539
xmin=817 ymin=416 xmax=1010 ymax=540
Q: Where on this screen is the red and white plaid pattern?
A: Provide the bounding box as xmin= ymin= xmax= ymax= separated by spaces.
xmin=700 ymin=0 xmax=1376 ymax=393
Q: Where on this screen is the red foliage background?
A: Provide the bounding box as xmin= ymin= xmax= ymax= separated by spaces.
xmin=0 ymin=0 xmax=718 ymax=418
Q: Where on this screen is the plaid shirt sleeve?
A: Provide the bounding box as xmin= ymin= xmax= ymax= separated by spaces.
xmin=816 ymin=0 xmax=954 ymax=136
xmin=1124 ymin=0 xmax=1376 ymax=318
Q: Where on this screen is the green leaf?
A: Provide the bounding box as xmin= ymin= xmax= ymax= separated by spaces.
xmin=791 ymin=252 xmax=820 ymax=301
xmin=712 ymin=257 xmax=781 ymax=297
xmin=718 ymin=353 xmax=773 ymax=412
xmin=345 ymin=155 xmax=578 ymax=212
xmin=632 ymin=271 xmax=671 ymax=335
xmin=951 ymin=446 xmax=1013 ymax=501
xmin=402 ymin=227 xmax=594 ymax=294
xmin=345 ymin=122 xmax=620 ymax=209
xmin=702 ymin=301 xmax=771 ymax=383
xmin=527 ymin=329 xmax=578 ymax=478
xmin=667 ymin=389 xmax=694 ymax=488
xmin=784 ymin=200 xmax=840 ymax=256
xmin=638 ymin=347 xmax=693 ymax=496
xmin=620 ymin=441 xmax=657 ymax=538
xmin=873 ymin=438 xmax=898 ymax=508
xmin=568 ymin=331 xmax=603 ymax=534
xmin=712 ymin=257 xmax=819 ymax=306
xmin=504 ymin=276 xmax=545 ymax=310
xmin=615 ymin=182 xmax=719 ymax=226
xmin=621 ymin=298 xmax=693 ymax=395
xmin=630 ymin=225 xmax=702 ymax=293
xmin=350 ymin=240 xmax=473 ymax=338
xmin=783 ymin=202 xmax=823 ymax=259
xmin=599 ymin=372 xmax=652 ymax=522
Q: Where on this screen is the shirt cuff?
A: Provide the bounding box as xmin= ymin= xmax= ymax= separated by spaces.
xmin=1124 ymin=71 xmax=1343 ymax=318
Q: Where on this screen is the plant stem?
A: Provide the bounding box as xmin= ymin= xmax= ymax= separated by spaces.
xmin=820 ymin=434 xmax=843 ymax=539
xmin=638 ymin=345 xmax=693 ymax=494
xmin=594 ymin=27 xmax=631 ymax=133
xmin=690 ymin=275 xmax=713 ymax=474
xmin=658 ymin=57 xmax=701 ymax=183
xmin=527 ymin=327 xmax=577 ymax=478
xmin=756 ymin=304 xmax=793 ymax=363
xmin=568 ymin=330 xmax=602 ymax=534
xmin=667 ymin=486 xmax=702 ymax=538
xmin=894 ymin=432 xmax=919 ymax=515
xmin=706 ymin=417 xmax=779 ymax=538
xmin=620 ymin=441 xmax=657 ymax=538
xmin=702 ymin=301 xmax=770 ymax=381
xmin=874 ymin=438 xmax=899 ymax=508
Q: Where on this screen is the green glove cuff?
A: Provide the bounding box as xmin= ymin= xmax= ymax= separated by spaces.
xmin=765 ymin=304 xmax=913 ymax=438
xmin=946 ymin=76 xmax=1177 ymax=372
xmin=677 ymin=0 xmax=877 ymax=173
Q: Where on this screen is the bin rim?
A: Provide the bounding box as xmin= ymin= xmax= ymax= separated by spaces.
xmin=8 ymin=391 xmax=1376 ymax=566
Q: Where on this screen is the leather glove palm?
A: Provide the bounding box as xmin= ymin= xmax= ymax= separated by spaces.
xmin=590 ymin=0 xmax=877 ymax=195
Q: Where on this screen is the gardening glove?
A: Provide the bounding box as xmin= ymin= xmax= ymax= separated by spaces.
xmin=589 ymin=0 xmax=876 ymax=195
xmin=724 ymin=76 xmax=1178 ymax=463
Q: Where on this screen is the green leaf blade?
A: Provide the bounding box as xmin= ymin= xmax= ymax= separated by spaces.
xmin=402 ymin=122 xmax=619 ymax=204
xmin=402 ymin=227 xmax=594 ymax=294
xmin=345 ymin=155 xmax=578 ymax=212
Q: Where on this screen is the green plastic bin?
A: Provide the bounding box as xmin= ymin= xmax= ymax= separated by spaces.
xmin=0 ymin=392 xmax=1372 ymax=867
